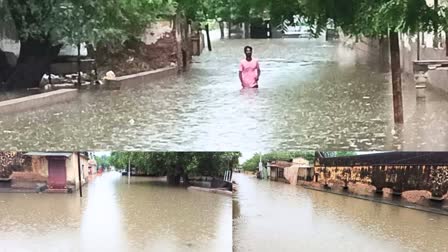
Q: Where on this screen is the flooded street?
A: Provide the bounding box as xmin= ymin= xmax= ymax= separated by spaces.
xmin=0 ymin=172 xmax=232 ymax=252
xmin=233 ymin=173 xmax=448 ymax=252
xmin=1 ymin=38 xmax=448 ymax=151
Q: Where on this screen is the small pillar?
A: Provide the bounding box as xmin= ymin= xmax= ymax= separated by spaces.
xmin=430 ymin=192 xmax=445 ymax=202
xmin=391 ymin=190 xmax=402 ymax=196
xmin=375 ymin=188 xmax=384 ymax=194
xmin=414 ymin=71 xmax=429 ymax=99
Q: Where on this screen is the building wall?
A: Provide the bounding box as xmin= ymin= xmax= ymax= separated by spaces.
xmin=284 ymin=166 xmax=299 ymax=185
xmin=292 ymin=158 xmax=310 ymax=166
xmin=141 ymin=20 xmax=174 ymax=45
xmin=315 ymin=164 xmax=448 ymax=197
xmin=297 ymin=167 xmax=314 ymax=181
xmin=11 ymin=153 xmax=90 ymax=190
xmin=31 ymin=156 xmax=49 ymax=177
xmin=66 ymin=153 xmax=89 ymax=190
xmin=0 ymin=152 xmax=31 ymax=178
xmin=339 ymin=0 xmax=448 ymax=93
xmin=400 ymin=32 xmax=448 ymax=93
xmin=0 ymin=5 xmax=19 ymax=55
xmin=11 ymin=156 xmax=46 ymax=189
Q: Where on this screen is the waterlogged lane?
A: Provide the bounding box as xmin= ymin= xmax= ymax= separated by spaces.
xmin=1 ymin=38 xmax=448 ymax=151
xmin=0 ymin=172 xmax=232 ymax=252
xmin=233 ymin=173 xmax=448 ymax=252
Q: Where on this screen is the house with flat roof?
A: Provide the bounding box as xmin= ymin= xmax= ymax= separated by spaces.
xmin=1 ymin=152 xmax=94 ymax=193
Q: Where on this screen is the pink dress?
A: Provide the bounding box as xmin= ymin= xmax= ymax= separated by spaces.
xmin=239 ymin=58 xmax=260 ymax=88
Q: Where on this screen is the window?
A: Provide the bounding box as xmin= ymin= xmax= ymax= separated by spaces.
xmin=278 ymin=168 xmax=284 ymax=178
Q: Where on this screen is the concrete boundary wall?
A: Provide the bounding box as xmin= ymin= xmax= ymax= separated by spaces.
xmin=0 ymin=89 xmax=77 ymax=114
xmin=105 ymin=67 xmax=177 ymax=88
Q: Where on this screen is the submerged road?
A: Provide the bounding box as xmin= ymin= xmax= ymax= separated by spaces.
xmin=233 ymin=173 xmax=448 ymax=252
xmin=1 ymin=38 xmax=447 ymax=151
xmin=0 ymin=172 xmax=231 ymax=251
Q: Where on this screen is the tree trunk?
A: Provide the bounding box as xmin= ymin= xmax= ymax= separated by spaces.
xmin=167 ymin=174 xmax=181 ymax=185
xmin=219 ymin=21 xmax=225 ymax=39
xmin=434 ymin=0 xmax=439 ymax=48
xmin=205 ymin=23 xmax=212 ymax=51
xmin=389 ymin=31 xmax=404 ymax=124
xmin=182 ymin=173 xmax=190 ymax=186
xmin=378 ymin=36 xmax=390 ymax=73
xmin=417 ymin=33 xmax=421 ymax=60
xmin=77 ymin=43 xmax=81 ymax=88
xmin=244 ymin=22 xmax=250 ymax=39
xmin=228 ymin=22 xmax=231 ymax=39
xmin=445 ymin=31 xmax=448 ymax=57
xmin=181 ymin=18 xmax=191 ymax=71
xmin=5 ymin=38 xmax=62 ymax=90
xmin=0 ymin=49 xmax=14 ymax=86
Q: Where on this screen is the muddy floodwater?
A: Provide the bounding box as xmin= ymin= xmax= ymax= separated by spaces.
xmin=233 ymin=173 xmax=448 ymax=252
xmin=0 ymin=172 xmax=232 ymax=252
xmin=1 ymin=38 xmax=447 ymax=151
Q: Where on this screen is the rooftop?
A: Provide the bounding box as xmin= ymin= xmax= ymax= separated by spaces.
xmin=316 ymin=152 xmax=448 ymax=166
xmin=24 ymin=152 xmax=72 ymax=158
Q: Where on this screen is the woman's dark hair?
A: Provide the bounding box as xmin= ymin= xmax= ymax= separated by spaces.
xmin=244 ymin=46 xmax=253 ymax=52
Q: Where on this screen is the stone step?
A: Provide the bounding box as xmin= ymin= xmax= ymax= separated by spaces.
xmin=46 ymin=188 xmax=68 ymax=193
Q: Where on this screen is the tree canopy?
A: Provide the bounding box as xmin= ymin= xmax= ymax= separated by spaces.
xmin=299 ymin=0 xmax=444 ymax=37
xmin=109 ymin=152 xmax=241 ymax=177
xmin=193 ymin=0 xmax=447 ymax=35
xmin=2 ymin=0 xmax=445 ymax=44
xmin=1 ymin=0 xmax=177 ymax=46
xmin=318 ymin=151 xmax=356 ymax=158
xmin=95 ymin=155 xmax=110 ymax=169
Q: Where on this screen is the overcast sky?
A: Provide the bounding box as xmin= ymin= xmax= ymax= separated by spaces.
xmin=94 ymin=151 xmax=111 ymax=157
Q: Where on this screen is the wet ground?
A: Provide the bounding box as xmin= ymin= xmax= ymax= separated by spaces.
xmin=1 ymin=38 xmax=448 ymax=151
xmin=0 ymin=172 xmax=231 ymax=252
xmin=0 ymin=89 xmax=41 ymax=102
xmin=233 ymin=173 xmax=448 ymax=252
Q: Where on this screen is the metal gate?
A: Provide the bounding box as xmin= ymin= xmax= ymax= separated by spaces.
xmin=47 ymin=158 xmax=67 ymax=189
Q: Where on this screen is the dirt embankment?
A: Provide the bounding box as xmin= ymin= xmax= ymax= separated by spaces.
xmin=96 ymin=32 xmax=178 ymax=77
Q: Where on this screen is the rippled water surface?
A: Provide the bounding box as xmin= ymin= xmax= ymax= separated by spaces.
xmin=0 ymin=172 xmax=232 ymax=251
xmin=233 ymin=173 xmax=448 ymax=252
xmin=1 ymin=38 xmax=448 ymax=151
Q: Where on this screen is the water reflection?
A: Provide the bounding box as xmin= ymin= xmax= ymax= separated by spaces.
xmin=80 ymin=172 xmax=127 ymax=251
xmin=233 ymin=173 xmax=448 ymax=252
xmin=0 ymin=172 xmax=231 ymax=251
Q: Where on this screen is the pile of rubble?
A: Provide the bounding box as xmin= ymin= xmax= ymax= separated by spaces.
xmin=39 ymin=71 xmax=105 ymax=90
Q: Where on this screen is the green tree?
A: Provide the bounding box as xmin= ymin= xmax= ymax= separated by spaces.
xmin=109 ymin=152 xmax=241 ymax=185
xmin=95 ymin=155 xmax=111 ymax=169
xmin=319 ymin=151 xmax=356 ymax=158
xmin=0 ymin=0 xmax=175 ymax=89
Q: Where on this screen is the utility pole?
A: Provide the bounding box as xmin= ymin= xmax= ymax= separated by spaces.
xmin=205 ymin=23 xmax=212 ymax=51
xmin=417 ymin=32 xmax=420 ymax=60
xmin=389 ymin=31 xmax=404 ymax=124
xmin=258 ymin=153 xmax=264 ymax=179
xmin=128 ymin=157 xmax=131 ymax=184
xmin=77 ymin=152 xmax=83 ymax=197
xmin=77 ymin=43 xmax=81 ymax=88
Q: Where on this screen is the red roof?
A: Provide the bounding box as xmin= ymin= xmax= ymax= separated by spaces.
xmin=269 ymin=161 xmax=292 ymax=168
